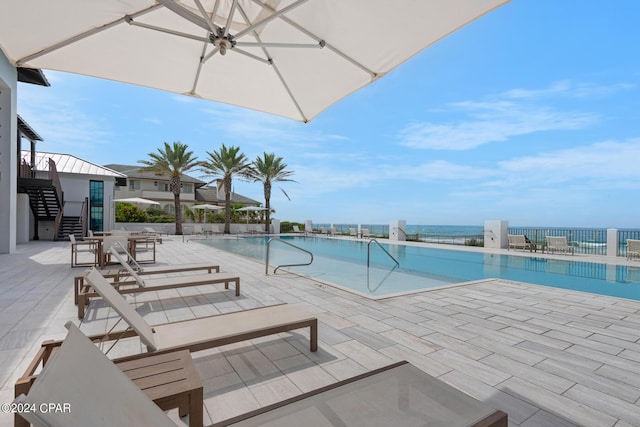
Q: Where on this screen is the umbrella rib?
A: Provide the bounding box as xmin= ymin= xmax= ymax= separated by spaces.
xmin=127 ymin=20 xmax=210 ymax=43
xmin=156 ymin=0 xmax=211 ymax=32
xmin=235 ymin=4 xmax=309 ymax=122
xmin=193 ymin=0 xmax=220 ymax=33
xmin=230 ymin=48 xmax=272 ymax=65
xmin=234 ymin=0 xmax=310 ymax=40
xmin=248 ymin=0 xmax=377 ymax=78
xmin=223 ymin=0 xmax=239 ymax=37
xmin=16 ymin=4 xmax=162 ymax=66
xmin=235 ymin=41 xmax=323 ymax=49
xmin=270 ymin=59 xmax=308 ymax=122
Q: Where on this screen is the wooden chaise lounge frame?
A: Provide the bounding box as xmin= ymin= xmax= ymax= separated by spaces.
xmin=507 ymin=234 xmax=531 ymax=251
xmin=77 ymin=248 xmax=241 ymax=319
xmin=85 ymin=267 xmax=317 ymax=355
xmin=15 ymin=323 xmax=506 ymax=427
xmin=74 ymin=259 xmax=220 ymax=306
xmin=627 ymin=239 xmax=640 ymax=261
xmin=546 ymin=235 xmax=574 ymax=255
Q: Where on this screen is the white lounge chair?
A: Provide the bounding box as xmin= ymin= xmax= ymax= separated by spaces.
xmin=349 ymin=228 xmax=357 ymax=238
xmin=14 ymin=322 xmax=179 ymax=427
xmin=83 ymin=268 xmax=318 ymax=353
xmin=77 ymin=248 xmax=240 ymax=318
xmin=546 ymin=235 xmax=574 ymax=255
xmin=627 ymin=239 xmax=640 ymax=261
xmin=507 ymin=234 xmax=531 ymax=251
xmin=14 ymin=323 xmax=506 ymax=427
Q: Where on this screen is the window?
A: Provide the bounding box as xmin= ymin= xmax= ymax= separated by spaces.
xmin=89 ymin=180 xmax=104 ymax=232
xmin=182 ymin=183 xmax=193 ymax=193
xmin=129 ymin=179 xmax=140 ymax=190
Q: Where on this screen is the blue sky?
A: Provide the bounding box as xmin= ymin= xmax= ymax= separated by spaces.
xmin=17 ymin=1 xmax=640 ymax=228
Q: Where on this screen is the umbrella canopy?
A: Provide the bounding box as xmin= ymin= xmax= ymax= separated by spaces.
xmin=237 ymin=206 xmax=269 ymax=212
xmin=191 ymin=203 xmax=224 ymax=223
xmin=191 ymin=203 xmax=224 ymax=210
xmin=237 ymin=206 xmax=268 ymax=224
xmin=113 ymin=197 xmax=160 ymax=205
xmin=0 ymin=0 xmax=509 ymax=122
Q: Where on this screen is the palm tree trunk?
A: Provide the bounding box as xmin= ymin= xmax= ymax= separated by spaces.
xmin=264 ymin=181 xmax=271 ymax=233
xmin=172 ymin=176 xmax=183 ymax=235
xmin=224 ymin=176 xmax=232 ymax=234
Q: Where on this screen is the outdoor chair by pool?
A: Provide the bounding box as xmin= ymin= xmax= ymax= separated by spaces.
xmin=83 ymin=267 xmax=318 ymax=353
xmin=546 ymin=235 xmax=574 ymax=255
xmin=15 ymin=323 xmax=506 ymax=427
xmin=143 ymin=226 xmax=163 ymax=244
xmin=349 ymin=227 xmax=357 ymax=238
xmin=293 ymin=225 xmax=303 ymax=233
xmin=69 ymin=234 xmax=99 ymax=268
xmin=77 ymin=248 xmax=240 ymax=318
xmin=627 ymin=239 xmax=640 ymax=261
xmin=507 ymin=234 xmax=531 ymax=251
xmin=74 ymin=250 xmax=220 ymax=306
xmin=362 ymin=228 xmax=372 ymax=239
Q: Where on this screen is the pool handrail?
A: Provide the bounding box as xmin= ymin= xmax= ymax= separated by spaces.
xmin=367 ymin=239 xmax=399 ymax=269
xmin=266 ymin=237 xmax=314 ymax=275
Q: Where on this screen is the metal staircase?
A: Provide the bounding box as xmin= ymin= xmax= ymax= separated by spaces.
xmin=18 ymin=158 xmax=65 ymax=240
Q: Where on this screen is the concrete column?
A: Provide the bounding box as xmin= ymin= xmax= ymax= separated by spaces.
xmin=389 ymin=220 xmax=406 ymax=241
xmin=484 ymin=220 xmax=508 ymax=249
xmin=271 ymin=219 xmax=280 ymax=234
xmin=0 ymin=51 xmax=17 ymax=253
xmin=304 ymin=220 xmax=313 ymax=233
xmin=606 ymin=229 xmax=618 ymax=257
xmin=16 ymin=193 xmax=30 ymax=243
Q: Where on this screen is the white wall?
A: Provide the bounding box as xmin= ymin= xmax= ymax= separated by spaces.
xmin=0 ymin=51 xmax=17 ymax=253
xmin=59 ymin=174 xmax=117 ymax=233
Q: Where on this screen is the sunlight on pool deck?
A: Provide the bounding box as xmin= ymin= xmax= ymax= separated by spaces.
xmin=1 ymin=237 xmax=639 ymax=426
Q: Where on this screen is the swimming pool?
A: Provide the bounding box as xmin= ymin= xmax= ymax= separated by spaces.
xmin=197 ymin=236 xmax=640 ymax=300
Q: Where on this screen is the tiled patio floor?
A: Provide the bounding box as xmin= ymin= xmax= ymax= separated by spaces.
xmin=1 ymin=237 xmax=639 ymax=426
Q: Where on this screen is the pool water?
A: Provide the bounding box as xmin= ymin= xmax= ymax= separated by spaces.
xmin=198 ymin=236 xmax=640 ymax=300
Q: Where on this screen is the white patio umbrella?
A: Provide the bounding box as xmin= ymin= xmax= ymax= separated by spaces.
xmin=0 ymin=0 xmax=509 ymax=123
xmin=113 ymin=197 xmax=160 ymax=206
xmin=237 ymin=206 xmax=268 ymax=224
xmin=191 ymin=203 xmax=224 ymax=223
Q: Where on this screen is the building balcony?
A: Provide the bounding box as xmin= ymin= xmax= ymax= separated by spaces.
xmin=142 ymin=190 xmax=195 ymax=201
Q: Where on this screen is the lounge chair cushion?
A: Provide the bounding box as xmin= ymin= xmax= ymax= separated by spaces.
xmin=14 ymin=322 xmax=174 ymax=427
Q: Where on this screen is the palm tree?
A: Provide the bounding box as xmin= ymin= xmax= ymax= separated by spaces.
xmin=200 ymin=144 xmax=250 ymax=234
xmin=246 ymin=152 xmax=296 ymax=233
xmin=138 ymin=141 xmax=199 ymax=235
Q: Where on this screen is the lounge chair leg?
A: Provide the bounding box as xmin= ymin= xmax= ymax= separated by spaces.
xmin=78 ymin=295 xmax=86 ymax=319
xmin=310 ymin=319 xmax=318 ymax=352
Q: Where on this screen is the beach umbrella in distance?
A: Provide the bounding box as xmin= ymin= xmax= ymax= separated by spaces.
xmin=237 ymin=206 xmax=269 ymax=224
xmin=191 ymin=203 xmax=224 ymax=223
xmin=0 ymin=0 xmax=509 ymax=123
xmin=113 ymin=197 xmax=160 ymax=206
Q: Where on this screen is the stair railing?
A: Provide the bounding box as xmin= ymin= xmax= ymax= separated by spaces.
xmin=54 ymin=201 xmax=65 ymax=240
xmin=80 ymin=197 xmax=89 ymax=237
xmin=48 ymin=158 xmax=63 ymax=207
xmin=48 ymin=158 xmax=65 ymax=239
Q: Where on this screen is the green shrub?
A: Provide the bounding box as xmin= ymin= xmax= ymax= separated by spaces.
xmin=115 ymin=203 xmax=148 ymax=222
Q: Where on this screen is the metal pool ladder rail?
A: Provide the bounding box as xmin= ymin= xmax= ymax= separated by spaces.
xmin=265 ymin=237 xmax=314 ymax=275
xmin=367 ymin=239 xmax=400 ymax=292
xmin=367 ymin=239 xmax=399 ymax=269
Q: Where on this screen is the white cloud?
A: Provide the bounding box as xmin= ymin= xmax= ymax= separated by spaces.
xmin=395 ymin=79 xmax=637 ymax=151
xmin=397 ymin=101 xmax=598 ymax=150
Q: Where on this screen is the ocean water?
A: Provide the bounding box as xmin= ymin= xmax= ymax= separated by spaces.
xmin=314 ymin=224 xmax=483 ymax=237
